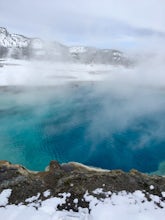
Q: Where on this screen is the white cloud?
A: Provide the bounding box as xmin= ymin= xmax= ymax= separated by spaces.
xmin=0 ymin=0 xmax=164 ymax=49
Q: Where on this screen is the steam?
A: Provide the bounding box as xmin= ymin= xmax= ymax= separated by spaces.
xmin=1 ymin=45 xmax=165 ymax=173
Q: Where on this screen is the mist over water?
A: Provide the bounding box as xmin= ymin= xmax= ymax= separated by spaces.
xmin=0 ymin=71 xmax=165 ymax=174
xmin=1 ymin=47 xmax=165 ymax=173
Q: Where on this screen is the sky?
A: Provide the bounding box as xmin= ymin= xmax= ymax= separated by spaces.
xmin=0 ymin=0 xmax=165 ymax=50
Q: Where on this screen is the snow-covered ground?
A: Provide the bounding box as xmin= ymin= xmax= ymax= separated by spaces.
xmin=0 ymin=59 xmax=127 ymax=86
xmin=1 ymin=58 xmax=162 ymax=88
xmin=0 ymin=189 xmax=165 ymax=220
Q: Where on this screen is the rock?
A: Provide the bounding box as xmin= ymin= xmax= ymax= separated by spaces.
xmin=0 ymin=160 xmax=165 ymax=211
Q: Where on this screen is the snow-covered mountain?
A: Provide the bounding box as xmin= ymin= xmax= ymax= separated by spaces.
xmin=0 ymin=27 xmax=45 ymax=58
xmin=69 ymin=46 xmax=128 ymax=65
xmin=0 ymin=27 xmax=131 ymax=65
xmin=0 ymin=27 xmax=30 ymax=48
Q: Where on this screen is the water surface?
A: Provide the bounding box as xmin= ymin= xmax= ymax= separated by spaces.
xmin=0 ymin=84 xmax=165 ymax=174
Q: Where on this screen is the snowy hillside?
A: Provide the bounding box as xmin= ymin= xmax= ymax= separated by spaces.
xmin=69 ymin=45 xmax=127 ymax=65
xmin=0 ymin=27 xmax=131 ymax=65
xmin=0 ymin=27 xmax=45 ymax=58
xmin=0 ymin=27 xmax=30 ymax=48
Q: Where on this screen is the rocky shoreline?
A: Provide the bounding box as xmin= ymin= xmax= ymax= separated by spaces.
xmin=0 ymin=160 xmax=165 ymax=211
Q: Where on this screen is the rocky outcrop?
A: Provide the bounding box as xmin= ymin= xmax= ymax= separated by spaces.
xmin=0 ymin=160 xmax=165 ymax=211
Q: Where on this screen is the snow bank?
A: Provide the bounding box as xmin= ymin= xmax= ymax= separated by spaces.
xmin=0 ymin=189 xmax=165 ymax=220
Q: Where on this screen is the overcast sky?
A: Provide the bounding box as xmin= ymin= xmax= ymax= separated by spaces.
xmin=0 ymin=0 xmax=165 ymax=50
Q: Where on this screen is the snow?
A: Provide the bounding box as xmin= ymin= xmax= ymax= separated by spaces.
xmin=0 ymin=189 xmax=12 ymax=206
xmin=43 ymin=190 xmax=51 ymax=198
xmin=150 ymin=185 xmax=155 ymax=190
xmin=10 ymin=34 xmax=30 ymax=47
xmin=0 ymin=27 xmax=29 ymax=48
xmin=113 ymin=51 xmax=121 ymax=56
xmin=30 ymin=39 xmax=43 ymax=49
xmin=25 ymin=193 xmax=41 ymax=203
xmin=0 ymin=189 xmax=165 ymax=219
xmin=73 ymin=199 xmax=78 ymax=204
xmin=0 ymin=59 xmax=126 ymax=86
xmin=69 ymin=46 xmax=87 ymax=53
xmin=92 ymin=188 xmax=104 ymax=195
xmin=162 ymin=192 xmax=165 ymax=197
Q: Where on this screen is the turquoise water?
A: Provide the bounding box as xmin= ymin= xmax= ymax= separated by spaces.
xmin=0 ymin=84 xmax=165 ymax=174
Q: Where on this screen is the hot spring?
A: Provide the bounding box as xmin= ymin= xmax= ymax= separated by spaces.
xmin=0 ymin=83 xmax=165 ymax=175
